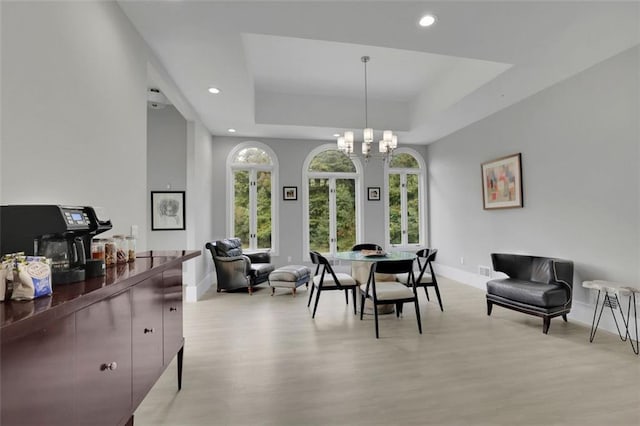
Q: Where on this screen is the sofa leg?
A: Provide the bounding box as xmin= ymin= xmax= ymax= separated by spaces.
xmin=248 ymin=286 xmax=253 ymax=295
xmin=562 ymin=314 xmax=568 ymax=322
xmin=487 ymin=300 xmax=493 ymax=316
xmin=543 ymin=317 xmax=551 ymax=334
xmin=217 ymin=288 xmax=221 ymax=293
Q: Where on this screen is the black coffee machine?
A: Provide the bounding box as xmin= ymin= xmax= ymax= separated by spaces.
xmin=0 ymin=205 xmax=112 ymax=284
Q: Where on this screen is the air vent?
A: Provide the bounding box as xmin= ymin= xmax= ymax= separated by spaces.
xmin=478 ymin=265 xmax=492 ymax=277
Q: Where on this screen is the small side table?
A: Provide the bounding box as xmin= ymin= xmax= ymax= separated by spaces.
xmin=582 ymin=280 xmax=638 ymax=355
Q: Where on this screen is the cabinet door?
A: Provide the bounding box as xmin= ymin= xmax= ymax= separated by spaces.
xmin=75 ymin=290 xmax=132 ymax=425
xmin=1 ymin=314 xmax=75 ymax=425
xmin=163 ymin=265 xmax=183 ymax=364
xmin=131 ymin=275 xmax=164 ymax=408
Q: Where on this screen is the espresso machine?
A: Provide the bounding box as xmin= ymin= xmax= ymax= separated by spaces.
xmin=0 ymin=205 xmax=112 ymax=284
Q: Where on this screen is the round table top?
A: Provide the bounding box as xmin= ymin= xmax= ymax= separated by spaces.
xmin=334 ymin=250 xmax=416 ymax=262
xmin=582 ymin=280 xmax=639 ymax=296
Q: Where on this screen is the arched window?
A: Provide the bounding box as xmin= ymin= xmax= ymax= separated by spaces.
xmin=303 ymin=145 xmax=362 ymax=256
xmin=385 ymin=149 xmax=426 ymax=248
xmin=226 ymin=142 xmax=278 ymax=253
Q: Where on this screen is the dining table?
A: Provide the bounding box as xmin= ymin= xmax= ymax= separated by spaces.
xmin=333 ymin=250 xmax=416 ymax=315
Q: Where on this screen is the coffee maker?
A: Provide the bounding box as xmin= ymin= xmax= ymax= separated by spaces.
xmin=0 ymin=205 xmax=112 ymax=284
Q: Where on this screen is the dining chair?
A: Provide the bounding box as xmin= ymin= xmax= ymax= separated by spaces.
xmin=308 ymin=251 xmax=358 ymax=318
xmin=360 ymin=259 xmax=422 ymax=338
xmin=396 ymin=248 xmax=443 ymax=311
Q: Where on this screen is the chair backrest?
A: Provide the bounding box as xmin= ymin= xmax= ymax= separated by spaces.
xmin=364 ymin=259 xmax=416 ymax=299
xmin=309 ymin=251 xmax=344 ymax=288
xmin=211 ymin=238 xmax=244 ymax=257
xmin=415 ymin=248 xmax=438 ymax=282
xmin=351 ymin=243 xmax=383 ymax=251
xmin=491 ymin=253 xmax=573 ymax=286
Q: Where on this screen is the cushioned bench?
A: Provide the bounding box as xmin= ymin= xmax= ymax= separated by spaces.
xmin=269 ymin=265 xmax=311 ymax=297
xmin=486 ymin=253 xmax=574 ymax=334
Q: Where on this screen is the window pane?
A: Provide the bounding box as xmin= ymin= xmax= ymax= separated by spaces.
xmin=308 ymin=150 xmax=356 ymax=173
xmin=336 ymin=179 xmax=356 ymax=252
xmin=256 ymin=171 xmax=271 ymax=249
xmin=308 ymin=178 xmax=330 ymax=253
xmin=233 ymin=147 xmax=272 ymax=165
xmin=407 ymin=174 xmax=419 ymax=244
xmin=388 ymin=174 xmax=402 ymax=245
xmin=389 ymin=153 xmax=418 ymax=168
xmin=233 ymin=170 xmax=250 ymax=246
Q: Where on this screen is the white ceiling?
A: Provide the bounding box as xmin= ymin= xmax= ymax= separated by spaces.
xmin=119 ymin=1 xmax=640 ymax=144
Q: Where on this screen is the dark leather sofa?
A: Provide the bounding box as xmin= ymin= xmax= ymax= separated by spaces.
xmin=205 ymin=238 xmax=274 ymax=294
xmin=486 ymin=253 xmax=574 ymax=334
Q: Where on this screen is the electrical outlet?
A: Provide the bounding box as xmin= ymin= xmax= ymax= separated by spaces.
xmin=460 ymin=257 xmax=464 ymax=265
xmin=130 ymin=225 xmax=138 ymax=237
xmin=287 ymin=256 xmax=292 ymax=263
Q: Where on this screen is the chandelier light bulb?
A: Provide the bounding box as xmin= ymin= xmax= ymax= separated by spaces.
xmin=363 ymin=128 xmax=373 ymax=143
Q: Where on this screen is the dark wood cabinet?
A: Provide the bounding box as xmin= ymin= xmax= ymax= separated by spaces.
xmin=0 ymin=250 xmax=200 ymax=426
xmin=1 ymin=314 xmax=75 ymax=425
xmin=131 ymin=275 xmax=164 ymax=407
xmin=76 ymin=290 xmax=133 ymax=425
xmin=163 ymin=265 xmax=184 ymax=363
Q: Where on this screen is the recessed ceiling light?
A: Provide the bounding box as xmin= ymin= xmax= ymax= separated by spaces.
xmin=333 ymin=133 xmax=340 ymax=138
xmin=419 ymin=14 xmax=436 ymax=27
xmin=208 ymin=87 xmax=221 ymax=94
xmin=228 ymin=128 xmax=236 ymax=133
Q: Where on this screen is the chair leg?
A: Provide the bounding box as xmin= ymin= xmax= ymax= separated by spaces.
xmin=487 ymin=300 xmax=493 ymax=316
xmin=352 ymin=288 xmax=357 ymax=315
xmin=312 ymin=288 xmax=322 ymax=319
xmin=360 ymin=293 xmax=366 ymax=320
xmin=542 ymin=317 xmax=551 ymax=334
xmin=414 ymin=299 xmax=422 ymax=334
xmin=396 ymin=303 xmax=401 ymax=318
xmin=307 ymin=285 xmax=315 ymax=307
xmin=424 ymin=287 xmax=430 ymax=301
xmin=562 ymin=314 xmax=568 ymax=322
xmin=374 ymin=302 xmax=380 ymax=339
xmin=433 ymin=284 xmax=444 ymax=312
xmin=344 ymin=290 xmax=349 ymax=305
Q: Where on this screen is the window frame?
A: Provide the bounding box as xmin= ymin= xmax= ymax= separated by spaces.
xmin=384 ymin=148 xmax=427 ymax=249
xmin=303 ymin=144 xmax=363 ymax=259
xmin=226 ymin=141 xmax=279 ymax=255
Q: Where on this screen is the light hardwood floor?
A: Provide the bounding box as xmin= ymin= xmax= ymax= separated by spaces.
xmin=135 ymin=277 xmax=639 ymax=426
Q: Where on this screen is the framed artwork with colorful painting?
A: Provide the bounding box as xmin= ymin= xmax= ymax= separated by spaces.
xmin=481 ymin=153 xmax=523 ymax=210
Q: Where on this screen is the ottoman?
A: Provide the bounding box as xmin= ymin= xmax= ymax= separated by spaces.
xmin=269 ymin=265 xmax=311 ymax=296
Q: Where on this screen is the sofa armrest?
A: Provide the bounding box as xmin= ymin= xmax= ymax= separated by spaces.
xmin=212 ymin=255 xmax=251 ymax=289
xmin=246 ymin=251 xmax=271 ymax=264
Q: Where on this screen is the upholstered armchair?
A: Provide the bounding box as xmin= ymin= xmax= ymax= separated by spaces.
xmin=205 ymin=238 xmax=274 ymax=294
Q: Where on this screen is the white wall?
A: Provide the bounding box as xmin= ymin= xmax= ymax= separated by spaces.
xmin=1 ymin=1 xmax=148 ymax=241
xmin=427 ymin=46 xmax=640 ymax=326
xmin=147 ymin=105 xmax=187 ymax=250
xmin=208 ymin=136 xmax=428 ymax=266
xmin=1 ymin=1 xmax=212 ymax=297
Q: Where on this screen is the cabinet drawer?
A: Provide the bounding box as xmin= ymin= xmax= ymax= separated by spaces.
xmin=75 ymin=290 xmax=132 ymax=425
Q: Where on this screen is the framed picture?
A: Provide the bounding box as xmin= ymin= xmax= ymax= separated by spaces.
xmin=481 ymin=153 xmax=523 ymax=210
xmin=368 ymin=187 xmax=381 ymax=201
xmin=151 ymin=191 xmax=186 ymax=230
xmin=283 ymin=186 xmax=297 ymax=201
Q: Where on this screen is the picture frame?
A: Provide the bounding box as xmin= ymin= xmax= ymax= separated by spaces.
xmin=283 ymin=186 xmax=298 ymax=201
xmin=367 ymin=187 xmax=381 ymax=201
xmin=481 ymin=153 xmax=523 ymax=210
xmin=151 ymin=191 xmax=186 ymax=230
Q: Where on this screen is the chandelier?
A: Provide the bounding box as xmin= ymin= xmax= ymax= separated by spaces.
xmin=337 ymin=56 xmax=398 ymax=161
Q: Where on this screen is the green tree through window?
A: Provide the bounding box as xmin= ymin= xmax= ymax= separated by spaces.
xmin=307 ymin=149 xmax=359 ymax=255
xmin=230 ymin=145 xmax=275 ymax=251
xmin=387 ymin=151 xmax=423 ymax=247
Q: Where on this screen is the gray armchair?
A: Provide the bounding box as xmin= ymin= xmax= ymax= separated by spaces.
xmin=205 ymin=238 xmax=274 ymax=294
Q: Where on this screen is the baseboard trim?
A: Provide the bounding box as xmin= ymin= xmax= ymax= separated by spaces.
xmin=433 ymin=263 xmax=629 ymax=336
xmin=184 ymin=271 xmax=214 ymax=302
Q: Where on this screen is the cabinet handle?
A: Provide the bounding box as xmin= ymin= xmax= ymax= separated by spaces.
xmin=169 ymin=307 xmax=177 ymax=312
xmin=100 ymin=362 xmax=118 ymax=371
xmin=144 ymin=328 xmax=154 ymax=334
